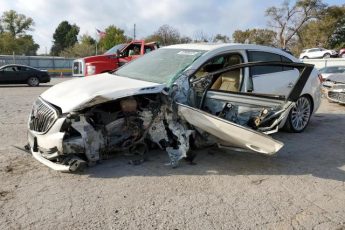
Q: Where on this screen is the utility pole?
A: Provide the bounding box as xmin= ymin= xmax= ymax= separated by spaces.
xmin=96 ymin=42 xmax=98 ymax=55
xmin=134 ymin=24 xmax=136 ymax=40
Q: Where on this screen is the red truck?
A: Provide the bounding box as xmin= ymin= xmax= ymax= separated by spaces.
xmin=72 ymin=40 xmax=159 ymax=77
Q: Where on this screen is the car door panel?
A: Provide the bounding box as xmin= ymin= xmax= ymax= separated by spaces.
xmin=252 ymin=69 xmax=300 ymax=97
xmin=1 ymin=67 xmax=17 ymax=83
xmin=178 ymin=103 xmax=284 ymax=155
xmin=184 ymin=61 xmax=314 ymax=154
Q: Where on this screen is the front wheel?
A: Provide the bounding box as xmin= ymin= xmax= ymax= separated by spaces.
xmin=323 ymin=53 xmax=331 ymax=59
xmin=283 ymin=96 xmax=312 ymax=133
xmin=27 ymin=76 xmax=40 ymax=87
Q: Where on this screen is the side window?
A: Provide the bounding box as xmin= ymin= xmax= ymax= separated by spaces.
xmin=144 ymin=46 xmax=153 ymax=54
xmin=17 ymin=66 xmax=26 ymax=71
xmin=192 ymin=53 xmax=243 ymax=93
xmin=3 ymin=66 xmax=17 ymax=72
xmin=194 ymin=54 xmax=242 ymax=78
xmin=248 ymin=51 xmax=293 ymax=75
xmin=209 ymin=54 xmax=243 ymax=92
xmin=281 ymin=56 xmax=293 ymax=71
xmin=248 ymin=51 xmax=281 ymax=75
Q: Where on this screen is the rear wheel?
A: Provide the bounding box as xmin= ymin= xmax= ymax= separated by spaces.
xmin=283 ymin=96 xmax=312 ymax=133
xmin=27 ymin=76 xmax=40 ymax=87
xmin=302 ymin=56 xmax=308 ymax=59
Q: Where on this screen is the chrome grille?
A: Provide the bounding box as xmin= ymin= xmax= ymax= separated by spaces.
xmin=29 ymin=98 xmax=58 ymax=133
xmin=72 ymin=60 xmax=83 ymax=76
xmin=338 ymin=92 xmax=345 ymax=103
xmin=328 ymin=91 xmax=339 ymax=101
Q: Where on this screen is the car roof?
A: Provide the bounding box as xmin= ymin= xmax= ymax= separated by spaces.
xmin=163 ymin=43 xmax=298 ymax=61
xmin=0 ymin=64 xmax=40 ymax=70
xmin=324 ymin=65 xmax=345 ymax=68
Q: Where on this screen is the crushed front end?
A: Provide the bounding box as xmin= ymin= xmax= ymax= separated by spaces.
xmin=27 ymin=94 xmax=194 ymax=172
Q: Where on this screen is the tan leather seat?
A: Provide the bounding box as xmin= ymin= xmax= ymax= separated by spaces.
xmin=211 ymin=70 xmax=240 ymax=91
xmin=211 ymin=55 xmax=241 ymax=92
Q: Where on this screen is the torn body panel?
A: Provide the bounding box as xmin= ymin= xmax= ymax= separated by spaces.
xmin=177 ymin=103 xmax=283 ymax=155
xmin=323 ymin=80 xmax=345 ymax=104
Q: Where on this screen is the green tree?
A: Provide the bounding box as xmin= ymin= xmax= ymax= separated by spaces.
xmin=266 ymin=0 xmax=326 ymax=48
xmin=0 ymin=10 xmax=34 ymax=37
xmin=51 ymin=21 xmax=80 ymax=56
xmin=0 ymin=32 xmax=39 ymax=55
xmin=60 ymin=34 xmax=96 ymax=58
xmin=232 ymin=29 xmax=277 ymax=46
xmin=298 ymin=6 xmax=345 ymax=49
xmin=328 ymin=16 xmax=345 ymax=49
xmin=98 ymin=25 xmax=127 ymax=51
xmin=0 ymin=10 xmax=39 ymax=55
xmin=80 ymin=34 xmax=96 ymax=45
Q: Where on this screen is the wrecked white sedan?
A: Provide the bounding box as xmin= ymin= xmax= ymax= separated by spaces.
xmin=27 ymin=44 xmax=321 ymax=172
xmin=322 ymin=74 xmax=345 ymax=104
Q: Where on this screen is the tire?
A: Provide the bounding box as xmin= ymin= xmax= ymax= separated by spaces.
xmin=323 ymin=53 xmax=331 ymax=59
xmin=283 ymin=96 xmax=312 ymax=133
xmin=27 ymin=76 xmax=40 ymax=87
xmin=302 ymin=56 xmax=309 ymax=59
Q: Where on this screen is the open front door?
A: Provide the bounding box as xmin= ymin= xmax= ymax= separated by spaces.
xmin=178 ymin=103 xmax=283 ymax=155
xmin=182 ymin=61 xmax=314 ymax=155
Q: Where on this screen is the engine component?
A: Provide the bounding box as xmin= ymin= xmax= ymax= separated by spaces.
xmin=120 ymin=97 xmax=137 ymax=113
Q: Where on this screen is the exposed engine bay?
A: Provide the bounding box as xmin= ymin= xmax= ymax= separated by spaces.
xmin=59 ymin=94 xmax=195 ymax=171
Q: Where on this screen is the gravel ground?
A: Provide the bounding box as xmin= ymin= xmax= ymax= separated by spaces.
xmin=1 ymin=78 xmax=345 ymax=229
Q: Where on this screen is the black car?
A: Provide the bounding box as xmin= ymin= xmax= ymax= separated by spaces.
xmin=0 ymin=64 xmax=50 ymax=86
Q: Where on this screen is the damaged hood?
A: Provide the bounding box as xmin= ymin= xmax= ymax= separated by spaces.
xmin=40 ymin=73 xmax=165 ymax=113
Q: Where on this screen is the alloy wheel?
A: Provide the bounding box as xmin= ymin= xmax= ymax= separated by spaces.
xmin=290 ymin=96 xmax=311 ymax=132
xmin=28 ymin=77 xmax=39 ymax=86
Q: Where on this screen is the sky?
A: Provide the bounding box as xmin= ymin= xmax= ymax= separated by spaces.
xmin=0 ymin=0 xmax=344 ymax=54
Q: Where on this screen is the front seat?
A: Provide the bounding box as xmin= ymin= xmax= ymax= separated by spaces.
xmin=211 ymin=56 xmax=241 ymax=92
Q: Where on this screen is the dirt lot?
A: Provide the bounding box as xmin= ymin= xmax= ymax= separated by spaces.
xmin=1 ymin=78 xmax=345 ymax=229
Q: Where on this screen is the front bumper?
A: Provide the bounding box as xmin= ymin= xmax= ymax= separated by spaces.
xmin=327 ymin=90 xmax=345 ymax=104
xmin=27 ymin=117 xmax=71 ymax=172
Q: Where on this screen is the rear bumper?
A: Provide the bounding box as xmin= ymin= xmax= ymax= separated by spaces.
xmin=41 ymin=76 xmax=51 ymax=83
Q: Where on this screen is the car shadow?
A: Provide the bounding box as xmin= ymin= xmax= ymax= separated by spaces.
xmin=0 ymin=84 xmax=53 ymax=88
xmin=85 ymin=112 xmax=345 ymax=182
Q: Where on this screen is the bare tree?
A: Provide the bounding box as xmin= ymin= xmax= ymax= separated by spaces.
xmin=213 ymin=34 xmax=230 ymax=43
xmin=148 ymin=24 xmax=180 ymax=46
xmin=266 ymin=0 xmax=326 ymax=48
xmin=193 ymin=30 xmax=213 ymax=42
